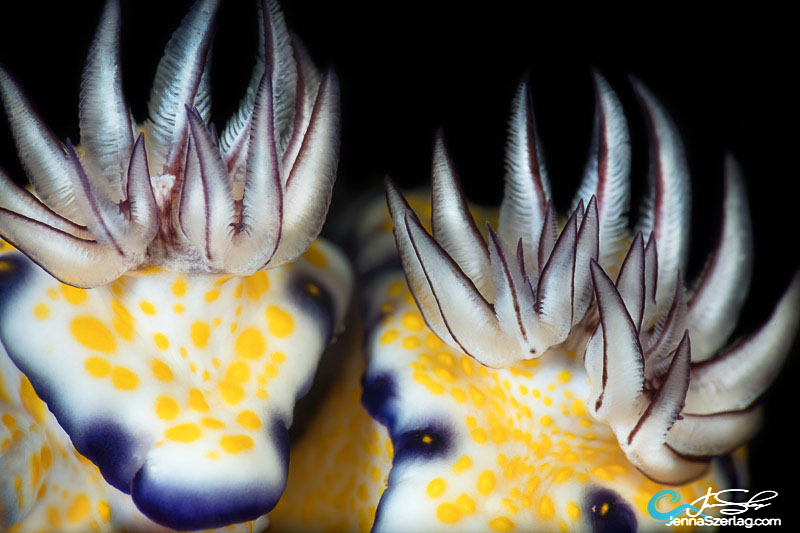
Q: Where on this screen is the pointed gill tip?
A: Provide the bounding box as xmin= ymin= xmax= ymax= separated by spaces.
xmin=486 ymin=221 xmax=500 ymax=242
xmin=589 ymin=66 xmax=605 ymax=88
xmin=680 ymin=328 xmax=691 ymax=347
xmin=629 ymin=75 xmax=657 ymax=108
xmin=589 ymin=257 xmax=602 ymax=276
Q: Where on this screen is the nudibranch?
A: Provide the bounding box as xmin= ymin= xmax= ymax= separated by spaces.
xmin=0 ymin=0 xmax=351 ymax=530
xmin=270 ymin=74 xmax=799 ymax=532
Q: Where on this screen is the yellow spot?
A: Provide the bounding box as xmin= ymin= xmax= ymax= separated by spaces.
xmin=235 ymin=328 xmax=266 ymax=359
xmin=191 ymin=321 xmax=211 ymax=349
xmin=539 ymin=495 xmax=555 ymax=520
xmin=592 ymin=466 xmax=613 ymax=481
xmin=380 ymin=329 xmax=399 ymax=344
xmin=567 ymin=501 xmax=580 ymax=521
xmin=85 ymin=357 xmax=111 ymax=378
xmin=47 ymin=507 xmax=61 ymax=528
xmin=421 ymin=435 xmax=433 ymax=444
xmin=189 ymin=389 xmax=210 ymax=412
xmin=226 ymin=361 xmax=250 ymax=383
xmin=557 ymin=369 xmax=572 ymax=383
xmin=206 ymin=451 xmax=220 ymax=460
xmin=600 ymin=502 xmax=609 ymax=516
xmin=202 ymin=417 xmax=224 ymax=429
xmin=213 ymin=317 xmax=221 ymax=327
xmin=136 ymin=266 xmax=166 ymax=275
xmin=453 ymin=455 xmax=472 ymax=474
xmin=33 ymin=303 xmax=50 ymax=320
xmin=434 ymin=366 xmax=456 ymax=383
xmin=469 ymin=386 xmax=486 ymax=407
xmin=478 ymin=470 xmax=496 ymax=495
xmin=66 ymin=493 xmax=90 ymax=523
xmin=204 ymin=289 xmax=220 ymax=302
xmin=436 ymin=503 xmax=461 ymax=524
xmin=236 ymin=410 xmax=262 ymax=430
xmin=402 ymin=311 xmax=424 ymax=332
xmin=111 ymin=300 xmax=135 ymax=341
xmin=387 ymin=280 xmax=404 ymax=296
xmin=155 ymin=396 xmax=179 ymax=421
xmin=41 ymin=446 xmax=52 ymax=469
xmin=402 ymin=336 xmax=421 ymax=350
xmin=244 ymin=271 xmax=270 ymax=300
xmin=264 ymin=363 xmax=279 ymax=378
xmin=451 ymin=387 xmax=466 ymax=402
xmin=219 ymin=380 xmax=245 ymax=405
xmin=31 ymin=453 xmax=41 ymax=485
xmin=271 ymin=351 xmax=286 ymax=364
xmin=554 ymin=467 xmax=573 ymax=483
xmin=426 ymin=478 xmax=446 ymax=498
xmin=489 ymin=517 xmax=515 ymax=532
xmin=20 ymin=377 xmax=46 ymax=423
xmin=97 ymin=501 xmax=111 ymax=522
xmin=70 ymin=316 xmax=116 ymax=353
xmin=171 ymin=278 xmax=187 ymax=297
xmin=304 ymin=244 xmax=327 ymax=268
xmin=151 ymin=333 xmax=168 ymax=350
xmin=1 ymin=413 xmax=15 ymax=429
xmin=165 ymin=423 xmax=202 ymax=442
xmin=571 ymin=399 xmax=587 ymax=416
xmin=472 ymin=428 xmax=488 ymax=444
xmin=111 ymin=367 xmax=139 ymax=390
xmin=540 ymin=415 xmax=553 ymax=427
xmin=305 ymin=282 xmax=321 ymax=296
xmin=456 ymin=494 xmax=476 ymax=514
xmin=220 ymin=434 xmax=254 ymax=454
xmin=139 ymin=301 xmax=157 ymax=315
xmin=151 ymin=359 xmax=173 ymax=382
xmin=60 ymin=284 xmax=88 ymax=305
xmin=266 ymin=305 xmax=294 ymax=337
xmin=173 ymin=303 xmax=185 ymax=314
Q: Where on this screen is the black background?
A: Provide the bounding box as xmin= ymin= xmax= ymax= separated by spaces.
xmin=0 ymin=0 xmax=797 ymax=526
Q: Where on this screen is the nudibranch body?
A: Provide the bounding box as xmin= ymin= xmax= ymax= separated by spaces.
xmin=0 ymin=0 xmax=351 ymax=530
xmin=270 ymin=74 xmax=799 ymax=532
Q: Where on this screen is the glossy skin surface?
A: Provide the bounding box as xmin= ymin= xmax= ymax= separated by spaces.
xmin=0 ymin=238 xmax=351 ymax=531
xmin=270 ymin=64 xmax=799 ymax=530
xmin=269 ymin=195 xmax=737 ymax=533
xmin=0 ymin=0 xmax=797 ymax=531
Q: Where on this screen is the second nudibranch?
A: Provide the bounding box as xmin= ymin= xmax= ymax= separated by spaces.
xmin=0 ymin=0 xmax=352 ymax=530
xmin=271 ymin=73 xmax=799 ymax=532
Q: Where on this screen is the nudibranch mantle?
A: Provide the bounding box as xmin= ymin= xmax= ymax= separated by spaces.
xmin=0 ymin=0 xmax=352 ymax=530
xmin=0 ymin=239 xmax=351 ymax=530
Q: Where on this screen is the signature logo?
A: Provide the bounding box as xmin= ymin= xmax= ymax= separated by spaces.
xmin=647 ymin=488 xmax=778 ymax=522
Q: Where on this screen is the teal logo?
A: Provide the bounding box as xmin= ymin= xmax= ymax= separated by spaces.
xmin=647 ymin=490 xmax=708 ymax=522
